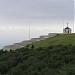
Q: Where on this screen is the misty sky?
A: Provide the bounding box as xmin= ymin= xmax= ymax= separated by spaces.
xmin=0 ymin=0 xmax=74 ymax=48
xmin=0 ymin=0 xmax=74 ymax=27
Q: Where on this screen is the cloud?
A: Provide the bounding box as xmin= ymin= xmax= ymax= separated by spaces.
xmin=0 ymin=0 xmax=74 ymax=27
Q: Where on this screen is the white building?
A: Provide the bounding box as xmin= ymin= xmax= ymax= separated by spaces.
xmin=63 ymin=23 xmax=71 ymax=34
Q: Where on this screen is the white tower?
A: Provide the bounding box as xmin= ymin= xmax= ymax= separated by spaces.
xmin=63 ymin=23 xmax=71 ymax=34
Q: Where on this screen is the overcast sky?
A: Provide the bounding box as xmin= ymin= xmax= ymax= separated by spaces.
xmin=0 ymin=0 xmax=74 ymax=28
xmin=0 ymin=0 xmax=74 ymax=48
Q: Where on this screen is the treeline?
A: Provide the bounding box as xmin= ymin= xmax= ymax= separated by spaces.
xmin=0 ymin=44 xmax=75 ymax=75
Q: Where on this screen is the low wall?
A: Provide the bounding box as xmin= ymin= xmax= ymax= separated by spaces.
xmin=48 ymin=33 xmax=57 ymax=37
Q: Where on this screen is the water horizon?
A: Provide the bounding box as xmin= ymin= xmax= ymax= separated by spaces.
xmin=0 ymin=26 xmax=63 ymax=49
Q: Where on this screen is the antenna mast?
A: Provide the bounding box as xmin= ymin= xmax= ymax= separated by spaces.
xmin=67 ymin=22 xmax=68 ymax=27
xmin=29 ymin=16 xmax=30 ymax=40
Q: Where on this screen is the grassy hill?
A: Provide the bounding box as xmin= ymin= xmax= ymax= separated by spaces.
xmin=0 ymin=33 xmax=75 ymax=75
xmin=30 ymin=33 xmax=75 ymax=48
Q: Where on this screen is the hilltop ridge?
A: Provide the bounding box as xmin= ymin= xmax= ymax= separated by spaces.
xmin=3 ymin=33 xmax=75 ymax=51
xmin=31 ymin=33 xmax=75 ymax=48
xmin=3 ymin=33 xmax=57 ymax=51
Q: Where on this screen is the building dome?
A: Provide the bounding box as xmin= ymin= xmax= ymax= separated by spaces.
xmin=65 ymin=27 xmax=70 ymax=29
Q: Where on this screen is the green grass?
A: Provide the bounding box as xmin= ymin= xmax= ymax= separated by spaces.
xmin=29 ymin=33 xmax=75 ymax=48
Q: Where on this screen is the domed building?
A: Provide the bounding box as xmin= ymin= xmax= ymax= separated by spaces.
xmin=63 ymin=23 xmax=71 ymax=34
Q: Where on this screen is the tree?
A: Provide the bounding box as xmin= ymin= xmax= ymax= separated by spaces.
xmin=31 ymin=45 xmax=34 ymax=49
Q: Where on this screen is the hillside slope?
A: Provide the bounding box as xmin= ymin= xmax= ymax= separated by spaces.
xmin=30 ymin=33 xmax=75 ymax=48
xmin=0 ymin=33 xmax=75 ymax=75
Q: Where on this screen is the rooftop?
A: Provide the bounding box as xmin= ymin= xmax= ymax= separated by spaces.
xmin=65 ymin=27 xmax=71 ymax=29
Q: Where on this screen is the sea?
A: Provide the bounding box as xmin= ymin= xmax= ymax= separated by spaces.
xmin=0 ymin=26 xmax=59 ymax=49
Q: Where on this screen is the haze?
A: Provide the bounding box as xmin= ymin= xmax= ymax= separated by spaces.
xmin=0 ymin=0 xmax=74 ymax=48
